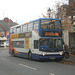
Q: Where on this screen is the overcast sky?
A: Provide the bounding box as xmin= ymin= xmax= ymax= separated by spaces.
xmin=0 ymin=0 xmax=68 ymax=24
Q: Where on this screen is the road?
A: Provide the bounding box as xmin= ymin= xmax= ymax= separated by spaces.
xmin=0 ymin=47 xmax=75 ymax=75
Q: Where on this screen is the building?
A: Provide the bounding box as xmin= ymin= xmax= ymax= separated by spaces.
xmin=56 ymin=0 xmax=75 ymax=52
xmin=69 ymin=0 xmax=75 ymax=5
xmin=0 ymin=17 xmax=18 ymax=46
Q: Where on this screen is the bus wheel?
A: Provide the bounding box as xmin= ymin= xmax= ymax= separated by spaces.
xmin=12 ymin=50 xmax=15 ymax=57
xmin=28 ymin=52 xmax=32 ymax=60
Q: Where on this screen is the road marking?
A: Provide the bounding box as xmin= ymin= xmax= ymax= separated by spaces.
xmin=49 ymin=73 xmax=55 ymax=75
xmin=19 ymin=64 xmax=37 ymax=70
xmin=0 ymin=57 xmax=10 ymax=61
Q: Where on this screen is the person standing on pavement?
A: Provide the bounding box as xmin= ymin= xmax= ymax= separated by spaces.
xmin=63 ymin=42 xmax=69 ymax=58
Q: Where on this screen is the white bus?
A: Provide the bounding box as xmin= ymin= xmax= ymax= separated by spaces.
xmin=9 ymin=18 xmax=63 ymax=60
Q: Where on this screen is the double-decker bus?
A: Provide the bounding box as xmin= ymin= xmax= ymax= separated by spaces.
xmin=9 ymin=18 xmax=63 ymax=60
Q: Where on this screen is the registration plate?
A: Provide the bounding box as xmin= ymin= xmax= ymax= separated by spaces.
xmin=50 ymin=57 xmax=55 ymax=59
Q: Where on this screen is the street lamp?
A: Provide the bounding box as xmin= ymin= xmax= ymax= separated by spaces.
xmin=47 ymin=7 xmax=51 ymax=18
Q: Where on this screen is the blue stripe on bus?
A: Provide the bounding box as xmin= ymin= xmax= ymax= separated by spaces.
xmin=39 ymin=18 xmax=60 ymax=20
xmin=13 ymin=52 xmax=63 ymax=60
xmin=32 ymin=54 xmax=63 ymax=60
xmin=39 ymin=55 xmax=63 ymax=59
xmin=39 ymin=37 xmax=63 ymax=39
xmin=40 ymin=47 xmax=63 ymax=50
xmin=14 ymin=52 xmax=28 ymax=58
xmin=40 ymin=29 xmax=62 ymax=31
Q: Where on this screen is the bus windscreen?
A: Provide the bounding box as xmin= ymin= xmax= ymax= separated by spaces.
xmin=41 ymin=19 xmax=61 ymax=30
xmin=39 ymin=38 xmax=63 ymax=49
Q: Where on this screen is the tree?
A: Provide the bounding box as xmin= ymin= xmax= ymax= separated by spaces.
xmin=56 ymin=1 xmax=75 ymax=30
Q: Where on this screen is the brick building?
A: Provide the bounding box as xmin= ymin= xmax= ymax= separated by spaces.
xmin=0 ymin=17 xmax=18 ymax=46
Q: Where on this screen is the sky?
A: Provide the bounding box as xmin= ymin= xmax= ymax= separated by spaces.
xmin=0 ymin=0 xmax=68 ymax=24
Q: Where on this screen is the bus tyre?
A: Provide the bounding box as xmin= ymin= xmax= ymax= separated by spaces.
xmin=28 ymin=52 xmax=32 ymax=60
xmin=12 ymin=50 xmax=15 ymax=57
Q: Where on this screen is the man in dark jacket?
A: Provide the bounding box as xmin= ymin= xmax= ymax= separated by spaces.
xmin=63 ymin=42 xmax=69 ymax=58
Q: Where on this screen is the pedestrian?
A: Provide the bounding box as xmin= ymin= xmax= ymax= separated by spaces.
xmin=63 ymin=42 xmax=69 ymax=58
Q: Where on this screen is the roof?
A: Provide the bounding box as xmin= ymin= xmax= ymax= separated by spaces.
xmin=0 ymin=20 xmax=18 ymax=32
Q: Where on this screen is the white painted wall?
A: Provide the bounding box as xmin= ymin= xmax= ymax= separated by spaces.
xmin=63 ymin=30 xmax=69 ymax=46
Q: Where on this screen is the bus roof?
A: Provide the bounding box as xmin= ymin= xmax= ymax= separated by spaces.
xmin=30 ymin=18 xmax=60 ymax=22
xmin=10 ymin=24 xmax=21 ymax=28
xmin=10 ymin=18 xmax=61 ymax=28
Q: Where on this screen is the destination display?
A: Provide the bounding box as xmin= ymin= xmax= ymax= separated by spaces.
xmin=41 ymin=31 xmax=62 ymax=37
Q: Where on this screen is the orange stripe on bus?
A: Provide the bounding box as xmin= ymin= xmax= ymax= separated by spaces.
xmin=34 ymin=30 xmax=39 ymax=36
xmin=11 ymin=45 xmax=20 ymax=54
xmin=14 ymin=49 xmax=20 ymax=54
xmin=24 ymin=22 xmax=29 ymax=24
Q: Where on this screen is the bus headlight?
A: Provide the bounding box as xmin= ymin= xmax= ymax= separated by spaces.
xmin=59 ymin=51 xmax=63 ymax=55
xmin=41 ymin=52 xmax=45 ymax=56
xmin=43 ymin=53 xmax=45 ymax=56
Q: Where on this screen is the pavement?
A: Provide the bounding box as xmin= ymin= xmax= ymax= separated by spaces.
xmin=0 ymin=47 xmax=9 ymax=50
xmin=61 ymin=53 xmax=75 ymax=65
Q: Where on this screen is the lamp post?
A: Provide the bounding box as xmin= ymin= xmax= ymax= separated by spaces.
xmin=47 ymin=7 xmax=51 ymax=18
